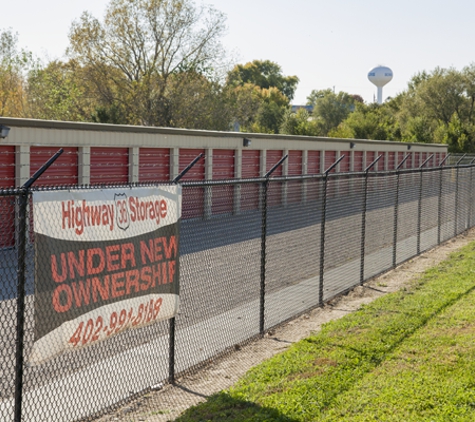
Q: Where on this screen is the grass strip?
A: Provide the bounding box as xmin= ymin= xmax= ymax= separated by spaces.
xmin=175 ymin=244 xmax=475 ymax=422
xmin=320 ymin=280 xmax=475 ymax=421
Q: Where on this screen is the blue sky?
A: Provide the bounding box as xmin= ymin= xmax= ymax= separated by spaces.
xmin=4 ymin=0 xmax=475 ymax=104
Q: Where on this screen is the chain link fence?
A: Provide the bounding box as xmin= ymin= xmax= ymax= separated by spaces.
xmin=1 ymin=156 xmax=475 ymax=421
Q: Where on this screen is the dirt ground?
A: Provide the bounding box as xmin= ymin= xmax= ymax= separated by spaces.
xmin=95 ymin=228 xmax=475 ymax=422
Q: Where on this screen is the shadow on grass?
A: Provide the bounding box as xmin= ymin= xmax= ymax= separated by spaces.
xmin=174 ymin=391 xmax=298 ymax=422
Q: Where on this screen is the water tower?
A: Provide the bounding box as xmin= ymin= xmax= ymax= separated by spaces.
xmin=368 ymin=66 xmax=393 ymax=104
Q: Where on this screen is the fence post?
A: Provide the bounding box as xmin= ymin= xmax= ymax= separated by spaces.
xmin=319 ymin=155 xmax=345 ymax=305
xmin=14 ymin=188 xmax=28 ymax=422
xmin=169 ymin=153 xmax=204 ymax=384
xmin=416 ymin=154 xmax=434 ymax=255
xmin=393 ymin=154 xmax=410 ymax=268
xmin=319 ymin=174 xmax=328 ymax=307
xmin=260 ymin=178 xmax=269 ymax=335
xmin=260 ymin=155 xmax=288 ymax=336
xmin=468 ymin=157 xmax=475 ymax=228
xmin=437 ymin=154 xmax=450 ymax=245
xmin=14 ymin=149 xmax=63 ymax=422
xmin=454 ymin=154 xmax=466 ymax=237
xmin=360 ymin=155 xmax=382 ymax=285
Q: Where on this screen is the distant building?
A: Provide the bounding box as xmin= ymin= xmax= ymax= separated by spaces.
xmin=291 ymin=105 xmax=314 ymax=113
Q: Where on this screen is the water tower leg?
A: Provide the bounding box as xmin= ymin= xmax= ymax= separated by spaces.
xmin=377 ymin=87 xmax=383 ymax=104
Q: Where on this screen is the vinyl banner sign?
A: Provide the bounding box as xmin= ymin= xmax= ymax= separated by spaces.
xmin=30 ymin=186 xmax=181 ymax=364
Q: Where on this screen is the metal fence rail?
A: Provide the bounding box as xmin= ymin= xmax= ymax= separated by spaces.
xmin=1 ymin=159 xmax=475 ymax=421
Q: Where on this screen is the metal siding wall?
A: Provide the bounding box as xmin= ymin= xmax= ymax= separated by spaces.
xmin=90 ymin=147 xmax=128 ymax=184
xmin=139 ymin=148 xmax=170 ymax=182
xmin=212 ymin=149 xmax=234 ymax=214
xmin=30 ymin=147 xmax=78 ymax=186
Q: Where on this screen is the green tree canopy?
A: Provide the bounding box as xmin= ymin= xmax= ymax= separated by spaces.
xmin=280 ymin=108 xmax=320 ymax=136
xmin=330 ymin=102 xmax=398 ymax=141
xmin=392 ymin=65 xmax=475 ymax=150
xmin=226 ymin=82 xmax=290 ymax=134
xmin=227 ymin=60 xmax=299 ymax=101
xmin=307 ymin=89 xmax=357 ymax=136
xmin=0 ymin=28 xmax=33 ymax=117
xmin=67 ymin=0 xmax=227 ymax=127
xmin=27 ymin=60 xmax=94 ymax=121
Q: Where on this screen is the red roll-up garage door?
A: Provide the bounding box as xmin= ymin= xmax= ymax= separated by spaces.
xmin=241 ymin=150 xmax=260 ymax=211
xmin=388 ymin=152 xmax=396 ymax=170
xmin=423 ymin=152 xmax=431 ymax=167
xmin=324 ymin=151 xmax=337 ymax=173
xmin=179 ymin=149 xmax=205 ymax=219
xmin=266 ymin=150 xmax=283 ymax=207
xmin=29 ymin=147 xmax=79 ymax=244
xmin=91 ymin=147 xmax=129 ymax=185
xmin=396 ymin=152 xmax=405 ymax=168
xmin=377 ymin=152 xmax=386 ymax=171
xmin=366 ymin=151 xmax=375 ymax=169
xmin=288 ymin=150 xmax=302 ymax=203
xmin=339 ymin=151 xmax=350 ymax=173
xmin=30 ymin=147 xmax=78 ymax=186
xmin=212 ymin=149 xmax=234 ymax=215
xmin=307 ymin=151 xmax=321 ymax=174
xmin=0 ymin=146 xmax=15 ymax=247
xmin=139 ymin=148 xmax=170 ymax=182
xmin=306 ymin=151 xmax=321 ymax=201
xmin=354 ymin=151 xmax=363 ymax=172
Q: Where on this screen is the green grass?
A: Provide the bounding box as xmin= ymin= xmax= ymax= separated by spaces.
xmin=175 ymin=244 xmax=475 ymax=422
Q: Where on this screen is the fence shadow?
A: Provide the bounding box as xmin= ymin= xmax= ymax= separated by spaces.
xmin=174 ymin=391 xmax=298 ymax=422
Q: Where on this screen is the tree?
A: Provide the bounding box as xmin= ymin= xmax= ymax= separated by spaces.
xmin=280 ymin=108 xmax=319 ymax=136
xmin=406 ymin=67 xmax=467 ymax=125
xmin=441 ymin=114 xmax=475 ymax=153
xmin=393 ymin=66 xmax=475 ymax=147
xmin=165 ymin=71 xmax=232 ymax=130
xmin=227 ymin=60 xmax=299 ymax=101
xmin=330 ymin=101 xmax=400 ymax=141
xmin=0 ymin=29 xmax=32 ymax=117
xmin=68 ymin=0 xmax=227 ymax=126
xmin=27 ymin=60 xmax=95 ymax=121
xmin=226 ymin=83 xmax=263 ymax=131
xmin=226 ymin=83 xmax=290 ymax=134
xmin=307 ymin=89 xmax=357 ymax=136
